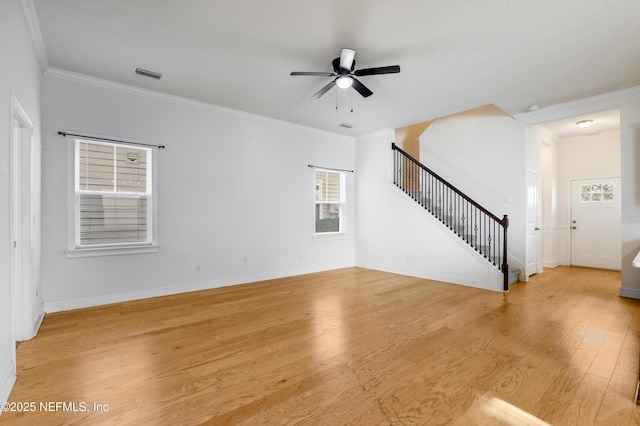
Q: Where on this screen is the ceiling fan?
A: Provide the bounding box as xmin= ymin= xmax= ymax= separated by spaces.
xmin=290 ymin=48 xmax=400 ymax=99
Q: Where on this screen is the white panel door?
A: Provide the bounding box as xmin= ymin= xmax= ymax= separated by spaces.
xmin=570 ymin=178 xmax=621 ymax=270
xmin=526 ymin=171 xmax=540 ymax=278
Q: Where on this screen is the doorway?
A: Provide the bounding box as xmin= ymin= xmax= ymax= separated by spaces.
xmin=534 ymin=108 xmax=621 ymax=273
xmin=526 ymin=171 xmax=542 ymax=278
xmin=570 ymin=178 xmax=621 ymax=270
xmin=10 ymin=94 xmax=41 ymax=342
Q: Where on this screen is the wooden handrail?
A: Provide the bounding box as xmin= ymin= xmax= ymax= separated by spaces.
xmin=392 ymin=143 xmax=506 ymax=226
xmin=392 ymin=143 xmax=510 ymax=291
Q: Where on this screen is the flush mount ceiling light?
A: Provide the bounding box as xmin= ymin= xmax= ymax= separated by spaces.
xmin=576 ymin=119 xmax=594 ymax=128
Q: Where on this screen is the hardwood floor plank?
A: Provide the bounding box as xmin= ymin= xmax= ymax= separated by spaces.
xmin=0 ymin=266 xmax=636 ymax=425
xmin=556 ymin=373 xmax=609 ymax=425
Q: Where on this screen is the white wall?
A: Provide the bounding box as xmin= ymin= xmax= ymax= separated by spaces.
xmin=41 ymin=72 xmax=355 ymax=311
xmin=354 ymin=129 xmax=504 ymax=291
xmin=418 ymin=105 xmax=526 ymax=275
xmin=620 ymin=93 xmax=640 ymax=298
xmin=0 ymin=0 xmax=43 ymax=405
xmin=555 ymin=130 xmax=621 ymax=265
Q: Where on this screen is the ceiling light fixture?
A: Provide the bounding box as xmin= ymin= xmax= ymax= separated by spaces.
xmin=335 ymin=75 xmax=353 ymax=89
xmin=576 ymin=119 xmax=593 ymax=128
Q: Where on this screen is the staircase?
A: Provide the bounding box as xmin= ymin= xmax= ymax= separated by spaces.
xmin=392 ymin=143 xmax=516 ymax=290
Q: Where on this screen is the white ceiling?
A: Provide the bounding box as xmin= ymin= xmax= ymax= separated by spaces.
xmin=30 ymin=0 xmax=640 ymax=136
xmin=536 ymin=109 xmax=620 ymax=140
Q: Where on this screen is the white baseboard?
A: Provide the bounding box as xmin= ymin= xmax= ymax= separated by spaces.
xmin=43 ymin=266 xmax=351 ymax=313
xmin=543 ymin=260 xmax=561 ymax=268
xmin=32 ymin=310 xmax=45 ymax=337
xmin=0 ymin=360 xmax=16 ymax=409
xmin=358 ymin=263 xmax=503 ymax=293
xmin=619 ymin=287 xmax=640 ymax=300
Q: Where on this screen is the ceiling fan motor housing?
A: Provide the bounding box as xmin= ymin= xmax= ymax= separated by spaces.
xmin=333 ymin=57 xmax=355 ymax=74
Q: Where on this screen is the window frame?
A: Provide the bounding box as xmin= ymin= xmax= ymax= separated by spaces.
xmin=65 ymin=135 xmax=159 ymax=258
xmin=579 ymin=182 xmax=615 ymax=203
xmin=313 ymin=168 xmax=346 ymax=236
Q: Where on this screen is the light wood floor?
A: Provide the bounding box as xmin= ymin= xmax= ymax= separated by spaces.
xmin=2 ymin=266 xmax=639 ymax=425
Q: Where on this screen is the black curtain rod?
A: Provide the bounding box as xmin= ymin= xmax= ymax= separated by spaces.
xmin=58 ymin=131 xmax=166 ymax=149
xmin=307 ymin=164 xmax=354 ymax=173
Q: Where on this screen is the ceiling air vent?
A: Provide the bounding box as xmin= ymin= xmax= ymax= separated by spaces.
xmin=135 ymin=68 xmax=163 ymax=80
xmin=340 ymin=123 xmax=354 ymax=129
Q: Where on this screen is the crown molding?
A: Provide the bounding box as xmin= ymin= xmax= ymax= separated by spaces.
xmin=513 ymin=85 xmax=640 ymax=125
xmin=21 ymin=0 xmax=48 ymax=73
xmin=43 ymin=68 xmax=354 ymax=141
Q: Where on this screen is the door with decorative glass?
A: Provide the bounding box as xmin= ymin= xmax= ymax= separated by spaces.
xmin=570 ymin=178 xmax=621 ymax=270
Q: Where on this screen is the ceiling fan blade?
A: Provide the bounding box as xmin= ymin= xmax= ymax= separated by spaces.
xmin=311 ymin=81 xmax=336 ymax=99
xmin=351 ymin=78 xmax=373 ymax=98
xmin=340 ymin=48 xmax=356 ymax=71
xmin=354 ymin=65 xmax=401 ymax=76
xmin=290 ymin=71 xmax=336 ymax=76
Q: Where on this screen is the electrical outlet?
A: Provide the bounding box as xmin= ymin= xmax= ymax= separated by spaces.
xmin=630 ymin=214 xmax=640 ymax=223
xmin=243 ymin=256 xmax=249 ymax=263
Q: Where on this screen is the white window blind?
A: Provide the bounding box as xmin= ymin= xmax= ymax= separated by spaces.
xmin=314 ymin=169 xmax=345 ymax=234
xmin=75 ymin=139 xmax=152 ymax=247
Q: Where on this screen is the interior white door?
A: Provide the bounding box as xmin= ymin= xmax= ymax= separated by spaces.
xmin=525 ymin=171 xmax=540 ymax=278
xmin=10 ymin=120 xmax=22 ymax=344
xmin=570 ymin=178 xmax=621 ymax=270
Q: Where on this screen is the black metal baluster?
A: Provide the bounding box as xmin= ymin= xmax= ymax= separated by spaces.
xmin=390 ymin=144 xmax=509 ymax=291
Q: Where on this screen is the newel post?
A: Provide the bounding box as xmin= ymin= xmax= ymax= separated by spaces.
xmin=502 ymin=214 xmax=509 ymax=292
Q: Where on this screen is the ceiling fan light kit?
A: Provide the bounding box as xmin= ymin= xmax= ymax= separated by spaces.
xmin=291 ymin=48 xmax=400 ymax=99
xmin=336 ymin=75 xmax=353 ymax=89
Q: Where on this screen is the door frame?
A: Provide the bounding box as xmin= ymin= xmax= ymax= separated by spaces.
xmin=10 ymin=94 xmax=38 ymax=342
xmin=569 ymin=176 xmax=622 ymax=269
xmin=526 ymin=170 xmax=543 ymax=280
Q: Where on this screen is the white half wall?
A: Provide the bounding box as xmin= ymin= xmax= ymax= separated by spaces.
xmin=41 ymin=72 xmax=356 ymax=311
xmin=354 ymin=129 xmax=504 ymax=292
xmin=0 ymin=0 xmax=43 ymax=404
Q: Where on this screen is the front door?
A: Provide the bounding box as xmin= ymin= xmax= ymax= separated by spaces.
xmin=570 ymin=178 xmax=621 ymax=270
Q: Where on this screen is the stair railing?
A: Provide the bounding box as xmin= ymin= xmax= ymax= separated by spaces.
xmin=391 ymin=143 xmax=510 ymax=291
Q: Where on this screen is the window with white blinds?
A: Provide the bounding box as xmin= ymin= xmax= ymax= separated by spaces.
xmin=314 ymin=169 xmax=345 ymax=234
xmin=74 ymin=139 xmax=152 ymax=247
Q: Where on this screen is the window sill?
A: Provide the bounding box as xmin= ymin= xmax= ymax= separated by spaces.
xmin=313 ymin=232 xmax=348 ymax=241
xmin=65 ymin=245 xmax=159 ymax=258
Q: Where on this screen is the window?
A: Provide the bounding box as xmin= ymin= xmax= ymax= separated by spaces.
xmin=67 ymin=138 xmax=157 ymax=256
xmin=314 ymin=169 xmax=345 ymax=234
xmin=580 ymin=183 xmax=614 ymax=202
